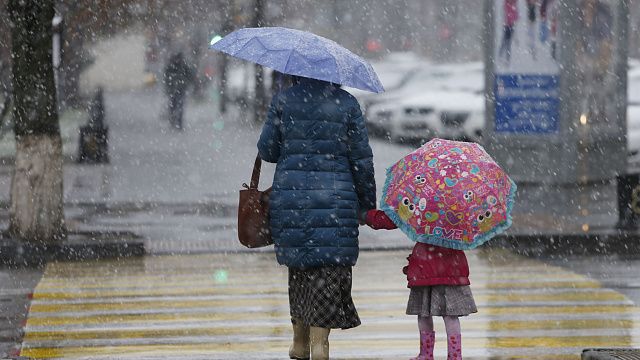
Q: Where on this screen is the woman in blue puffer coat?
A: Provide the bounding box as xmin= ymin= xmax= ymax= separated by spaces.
xmin=258 ymin=75 xmax=376 ymax=360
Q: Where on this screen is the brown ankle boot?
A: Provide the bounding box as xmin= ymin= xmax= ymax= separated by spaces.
xmin=289 ymin=318 xmax=310 ymax=359
xmin=309 ymin=326 xmax=330 ymax=360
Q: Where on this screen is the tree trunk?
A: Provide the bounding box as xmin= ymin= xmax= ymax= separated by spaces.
xmin=9 ymin=135 xmax=65 ymax=243
xmin=8 ymin=0 xmax=65 ymax=245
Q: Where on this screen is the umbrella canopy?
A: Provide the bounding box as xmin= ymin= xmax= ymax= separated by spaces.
xmin=380 ymin=138 xmax=517 ymax=250
xmin=210 ymin=27 xmax=384 ymax=93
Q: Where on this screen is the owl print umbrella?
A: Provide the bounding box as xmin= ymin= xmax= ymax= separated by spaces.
xmin=380 ymin=138 xmax=517 ymax=250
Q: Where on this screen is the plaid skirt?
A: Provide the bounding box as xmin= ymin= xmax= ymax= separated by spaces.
xmin=406 ymin=285 xmax=477 ymax=317
xmin=288 ymin=266 xmax=361 ymax=329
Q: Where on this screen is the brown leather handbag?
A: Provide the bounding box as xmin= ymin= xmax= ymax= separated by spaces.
xmin=238 ymin=155 xmax=273 ymax=248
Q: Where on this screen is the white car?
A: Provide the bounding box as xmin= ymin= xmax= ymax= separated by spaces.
xmin=226 ymin=64 xmax=273 ymax=101
xmin=627 ymin=105 xmax=640 ymax=169
xmin=367 ymin=90 xmax=484 ymax=143
xmin=364 ymin=62 xmax=483 ymax=104
xmin=346 ymin=52 xmax=430 ymax=107
xmin=627 ymin=69 xmax=640 ymax=169
xmin=629 ymin=68 xmax=640 ymax=105
xmin=364 ymin=63 xmax=483 ymax=133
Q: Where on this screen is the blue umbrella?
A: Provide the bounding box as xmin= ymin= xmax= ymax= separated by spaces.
xmin=210 ymin=27 xmax=384 ymax=93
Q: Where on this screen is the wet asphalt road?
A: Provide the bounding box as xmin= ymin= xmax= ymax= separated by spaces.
xmin=0 ymin=266 xmax=43 ymax=358
xmin=1 ymin=89 xmax=640 ymax=358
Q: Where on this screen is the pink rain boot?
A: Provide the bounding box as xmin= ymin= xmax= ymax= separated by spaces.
xmin=410 ymin=330 xmax=435 ymax=360
xmin=447 ymin=333 xmax=462 ymax=360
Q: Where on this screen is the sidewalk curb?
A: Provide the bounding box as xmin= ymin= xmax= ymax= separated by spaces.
xmin=489 ymin=229 xmax=640 ymax=258
xmin=582 ymin=348 xmax=640 ymax=359
xmin=0 ymin=231 xmax=145 ymax=267
xmin=0 ymin=155 xmax=81 ymax=166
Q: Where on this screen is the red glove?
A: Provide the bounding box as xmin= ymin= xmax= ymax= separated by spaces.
xmin=365 ymin=209 xmax=398 ymax=230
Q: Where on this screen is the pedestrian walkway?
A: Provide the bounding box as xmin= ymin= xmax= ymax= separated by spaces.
xmin=18 ymin=248 xmax=640 ymax=359
xmin=0 ymin=88 xmax=413 ymax=253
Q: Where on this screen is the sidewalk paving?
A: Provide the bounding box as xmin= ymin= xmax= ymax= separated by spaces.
xmin=0 ymin=87 xmax=413 ymax=254
xmin=0 ymin=267 xmax=42 ymax=358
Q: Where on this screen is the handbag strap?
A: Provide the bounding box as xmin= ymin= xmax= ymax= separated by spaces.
xmin=249 ymin=155 xmax=262 ymax=189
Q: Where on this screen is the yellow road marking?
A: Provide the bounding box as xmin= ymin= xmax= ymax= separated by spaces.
xmin=487 ymin=335 xmax=634 ymax=348
xmin=35 ymin=270 xmax=589 ymax=287
xmin=24 ymin=305 xmax=640 ymax=329
xmin=485 ymin=305 xmax=636 ymax=316
xmin=30 ymin=289 xmax=626 ymax=305
xmin=484 ymin=280 xmax=601 ymax=289
xmin=25 ymin=311 xmax=278 ymax=327
xmin=31 ymin=281 xmax=603 ymax=300
xmin=21 ymin=335 xmax=633 ymax=358
xmin=24 ymin=318 xmax=637 ymax=342
xmin=28 ymin=293 xmax=629 ymax=315
xmin=486 ymin=318 xmax=636 ymax=331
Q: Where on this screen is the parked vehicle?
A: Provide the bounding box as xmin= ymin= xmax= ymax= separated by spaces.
xmin=226 ymin=63 xmax=273 ymax=102
xmin=367 ymin=90 xmax=484 ymax=143
xmin=362 ymin=62 xmax=484 ymax=142
xmin=346 ymin=51 xmax=429 ymax=107
xmin=627 ymin=67 xmax=640 ymax=169
xmin=362 ymin=62 xmax=483 ymax=111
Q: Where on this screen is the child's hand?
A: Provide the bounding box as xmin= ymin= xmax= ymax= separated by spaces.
xmin=365 ymin=209 xmax=398 ymax=230
xmin=358 ymin=210 xmax=368 ymax=225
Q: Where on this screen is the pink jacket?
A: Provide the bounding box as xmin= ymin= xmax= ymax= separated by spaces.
xmin=365 ymin=210 xmax=471 ymax=288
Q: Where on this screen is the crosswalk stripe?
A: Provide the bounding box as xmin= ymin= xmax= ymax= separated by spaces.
xmin=27 ymin=293 xmax=631 ymax=313
xmin=25 ymin=303 xmax=639 ymax=321
xmin=23 ymin=324 xmax=640 ymax=342
xmin=28 ymin=289 xmax=628 ymax=305
xmin=19 ymin=336 xmax=637 ymax=359
xmin=24 ymin=317 xmax=639 ymax=333
xmin=34 ymin=269 xmax=589 ymax=284
xmin=23 ymin=309 xmax=640 ymax=328
xmin=20 ymin=250 xmax=640 ymax=359
xmin=20 ymin=332 xmax=640 ymax=349
xmin=29 ymin=279 xmax=604 ymax=300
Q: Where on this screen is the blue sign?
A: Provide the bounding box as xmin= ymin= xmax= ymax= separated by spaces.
xmin=494 ymin=74 xmax=559 ymax=134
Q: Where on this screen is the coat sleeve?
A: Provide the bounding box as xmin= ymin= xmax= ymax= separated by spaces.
xmin=257 ymin=95 xmax=282 ymax=163
xmin=347 ymin=100 xmax=376 ymax=211
xmin=366 ymin=209 xmax=397 ymax=230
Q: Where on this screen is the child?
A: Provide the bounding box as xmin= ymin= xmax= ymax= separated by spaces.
xmin=364 ymin=209 xmax=477 ymax=360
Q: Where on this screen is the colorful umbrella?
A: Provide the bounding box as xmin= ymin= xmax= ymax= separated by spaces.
xmin=380 ymin=138 xmax=516 ymax=250
xmin=209 ymin=27 xmax=384 ymax=93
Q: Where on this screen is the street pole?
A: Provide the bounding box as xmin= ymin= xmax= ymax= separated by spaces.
xmin=253 ymin=0 xmax=266 ymax=123
xmin=219 ymin=0 xmax=234 ymax=115
xmin=52 ymin=14 xmax=62 ymax=110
